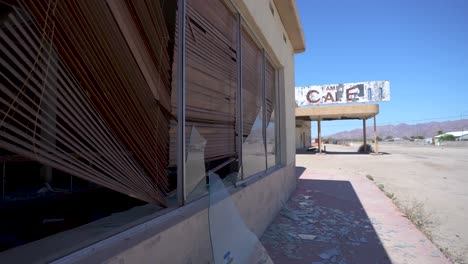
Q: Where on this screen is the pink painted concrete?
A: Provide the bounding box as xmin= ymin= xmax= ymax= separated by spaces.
xmin=261 ymin=167 xmax=451 ymax=264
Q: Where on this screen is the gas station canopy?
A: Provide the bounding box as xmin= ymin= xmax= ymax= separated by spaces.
xmin=295 ymin=104 xmax=379 ymax=121
xmin=294 ymin=80 xmax=389 ymax=154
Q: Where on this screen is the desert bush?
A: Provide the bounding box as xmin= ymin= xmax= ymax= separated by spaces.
xmin=357 ymin=143 xmax=373 ymax=153
xmin=399 ymin=200 xmax=433 ymax=232
xmin=439 ymin=134 xmax=456 ymax=142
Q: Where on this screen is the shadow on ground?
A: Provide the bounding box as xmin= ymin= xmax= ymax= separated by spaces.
xmin=296 ymin=166 xmax=306 ymax=179
xmin=323 ymin=151 xmax=391 ymax=155
xmin=260 ymin=170 xmax=392 ymax=263
xmin=296 ymin=149 xmax=391 ymax=155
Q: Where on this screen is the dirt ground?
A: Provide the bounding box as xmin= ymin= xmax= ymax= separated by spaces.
xmin=296 ymin=143 xmax=468 ymax=263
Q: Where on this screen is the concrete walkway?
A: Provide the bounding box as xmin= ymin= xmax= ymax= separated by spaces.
xmin=260 ymin=167 xmax=450 ymax=264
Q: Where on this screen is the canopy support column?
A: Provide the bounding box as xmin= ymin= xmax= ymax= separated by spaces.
xmin=363 ymin=119 xmax=367 ymax=152
xmin=374 ymin=116 xmax=378 ymax=154
xmin=318 ymin=119 xmax=322 ymax=153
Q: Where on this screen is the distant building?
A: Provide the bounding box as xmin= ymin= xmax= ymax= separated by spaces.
xmin=434 ymin=130 xmax=468 ymax=141
xmin=424 ymin=138 xmax=433 ymax=144
xmin=296 ymin=120 xmax=311 ymax=149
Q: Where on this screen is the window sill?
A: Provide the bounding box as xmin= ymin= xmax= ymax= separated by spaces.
xmin=0 ymin=164 xmax=285 ymax=264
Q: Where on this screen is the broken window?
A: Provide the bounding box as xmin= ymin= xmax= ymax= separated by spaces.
xmin=1 ymin=0 xmax=177 ymax=252
xmin=241 ymin=27 xmax=266 ymax=177
xmin=265 ymin=57 xmax=279 ymax=168
xmin=182 ymin=0 xmax=240 ymax=201
xmin=0 ymin=0 xmax=282 ymax=255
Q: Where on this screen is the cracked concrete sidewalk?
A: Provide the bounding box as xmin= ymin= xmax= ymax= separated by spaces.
xmin=260 ymin=167 xmax=450 ymax=264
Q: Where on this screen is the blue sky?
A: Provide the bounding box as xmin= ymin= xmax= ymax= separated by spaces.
xmin=295 ymin=0 xmax=468 ymax=136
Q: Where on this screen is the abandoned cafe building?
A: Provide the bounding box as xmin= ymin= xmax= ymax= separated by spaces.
xmin=295 ymin=81 xmax=391 ymax=152
xmin=0 ymin=0 xmax=305 ymax=262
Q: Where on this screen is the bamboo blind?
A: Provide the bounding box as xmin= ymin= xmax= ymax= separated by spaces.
xmin=265 ymin=58 xmax=275 ymax=124
xmin=0 ymin=0 xmax=268 ymax=206
xmin=0 ymin=0 xmax=175 ymax=206
xmin=241 ymin=28 xmax=263 ymax=137
xmin=169 ymin=0 xmax=238 ymax=166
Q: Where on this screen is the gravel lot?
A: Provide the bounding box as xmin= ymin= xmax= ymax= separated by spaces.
xmin=296 ymin=142 xmax=468 ymax=263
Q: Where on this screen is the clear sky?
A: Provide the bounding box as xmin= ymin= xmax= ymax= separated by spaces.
xmin=295 ymin=0 xmax=468 ymax=136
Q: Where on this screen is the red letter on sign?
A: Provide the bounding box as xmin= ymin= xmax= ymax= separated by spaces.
xmin=306 ymin=90 xmax=320 ymax=103
xmin=324 ymin=92 xmax=334 ymax=102
xmin=346 ymin=87 xmax=359 ymax=102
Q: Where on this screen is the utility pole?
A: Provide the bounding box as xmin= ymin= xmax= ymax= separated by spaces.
xmin=461 ymin=111 xmax=468 ymax=140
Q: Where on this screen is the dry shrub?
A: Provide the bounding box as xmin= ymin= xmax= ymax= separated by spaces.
xmin=398 ymin=199 xmax=434 ymax=236
xmin=358 ymin=144 xmax=373 ymax=153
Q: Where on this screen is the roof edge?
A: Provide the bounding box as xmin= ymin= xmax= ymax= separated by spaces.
xmin=273 ymin=0 xmax=306 ymax=53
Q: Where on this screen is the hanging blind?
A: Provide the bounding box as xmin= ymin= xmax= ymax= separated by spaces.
xmin=265 ymin=58 xmax=276 ymax=124
xmin=0 ymin=0 xmax=175 ymax=206
xmin=241 ymin=29 xmax=263 ymax=137
xmin=169 ymin=0 xmax=238 ymax=166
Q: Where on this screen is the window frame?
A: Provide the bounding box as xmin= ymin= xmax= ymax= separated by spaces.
xmin=177 ymin=0 xmax=283 ymax=205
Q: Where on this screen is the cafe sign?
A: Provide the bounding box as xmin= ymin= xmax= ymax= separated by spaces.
xmin=295 ymin=80 xmax=390 ymax=106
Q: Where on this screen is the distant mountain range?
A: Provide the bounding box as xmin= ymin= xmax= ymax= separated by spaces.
xmin=327 ymin=119 xmax=468 ymax=139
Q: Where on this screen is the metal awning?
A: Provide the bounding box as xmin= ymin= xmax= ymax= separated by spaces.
xmin=295 ymin=104 xmax=379 ymax=121
xmin=295 ymin=104 xmax=380 ymax=154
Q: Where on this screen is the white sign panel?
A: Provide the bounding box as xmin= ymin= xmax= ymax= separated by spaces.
xmin=295 ymin=80 xmax=390 ymax=107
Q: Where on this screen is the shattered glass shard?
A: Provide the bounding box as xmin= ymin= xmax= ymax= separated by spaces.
xmin=319 ymin=248 xmax=340 ymax=260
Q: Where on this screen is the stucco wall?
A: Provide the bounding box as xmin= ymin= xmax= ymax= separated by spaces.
xmin=105 ymin=1 xmax=299 ymax=261
xmin=68 ymin=163 xmax=296 ymax=264
xmin=52 ymin=1 xmax=300 ymax=263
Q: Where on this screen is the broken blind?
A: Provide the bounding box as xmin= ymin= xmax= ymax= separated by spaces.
xmin=265 ymin=57 xmax=277 ymax=167
xmin=0 ymin=0 xmax=176 ymax=206
xmin=169 ymin=0 xmax=238 ymax=166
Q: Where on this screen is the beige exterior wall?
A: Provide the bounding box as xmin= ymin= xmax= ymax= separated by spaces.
xmin=103 ymin=165 xmax=296 ymax=264
xmin=295 ymin=120 xmax=311 ymax=149
xmin=42 ymin=1 xmax=301 ymax=263
xmin=52 ymin=164 xmax=296 ymax=264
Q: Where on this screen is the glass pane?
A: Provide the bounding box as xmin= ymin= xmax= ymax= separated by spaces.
xmin=186 ymin=126 xmax=208 ymax=200
xmin=184 ymin=0 xmax=239 ymax=202
xmin=241 ymin=28 xmax=266 ymax=177
xmin=265 ymin=59 xmax=277 ymax=168
xmin=242 ymin=112 xmax=266 ymax=176
xmin=208 ymin=172 xmax=273 ymax=263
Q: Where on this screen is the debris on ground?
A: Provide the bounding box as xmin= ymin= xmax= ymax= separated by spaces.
xmin=260 ymin=186 xmax=384 ymax=263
